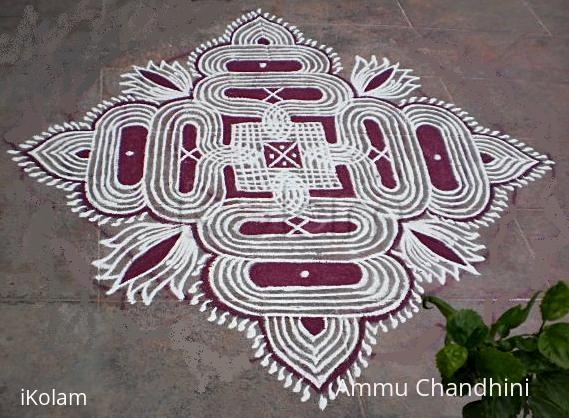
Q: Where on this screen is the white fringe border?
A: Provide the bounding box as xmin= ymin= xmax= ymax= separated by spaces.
xmin=7 ymin=94 xmax=149 ymax=227
xmin=186 ymin=8 xmax=343 ymax=79
xmin=186 ymin=279 xmax=424 ymax=410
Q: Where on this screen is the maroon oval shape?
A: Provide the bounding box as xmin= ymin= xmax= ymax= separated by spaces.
xmin=225 ymin=87 xmax=323 ymax=101
xmin=225 ymin=88 xmax=270 ymax=100
xmin=277 ymin=87 xmax=323 ymax=100
xmin=239 ymin=220 xmax=357 ymax=236
xmin=117 ymin=125 xmax=148 ymax=186
xmin=250 ymin=262 xmax=362 ymax=287
xmin=178 ymin=124 xmax=200 ymax=193
xmin=226 ymin=60 xmax=302 ymax=72
xmin=363 ymin=119 xmax=397 ymax=189
xmin=416 ymin=124 xmax=458 ymax=191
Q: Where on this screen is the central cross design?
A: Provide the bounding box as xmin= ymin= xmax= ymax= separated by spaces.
xmin=263 ymin=141 xmax=303 ymax=168
xmin=229 ymin=105 xmax=341 ymax=195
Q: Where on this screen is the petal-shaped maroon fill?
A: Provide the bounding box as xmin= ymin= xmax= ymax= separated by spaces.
xmin=412 ymin=230 xmax=465 ymax=265
xmin=138 ymin=69 xmax=181 ymax=91
xmin=481 ymin=153 xmax=495 ymax=163
xmin=76 ymin=149 xmax=90 ymax=159
xmin=122 ymin=233 xmax=181 ymax=282
xmin=300 ymin=317 xmax=326 ymax=336
xmin=364 ymin=68 xmax=393 ymax=92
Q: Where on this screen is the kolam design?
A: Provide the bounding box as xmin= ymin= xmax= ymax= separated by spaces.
xmin=10 ymin=10 xmax=554 ymax=409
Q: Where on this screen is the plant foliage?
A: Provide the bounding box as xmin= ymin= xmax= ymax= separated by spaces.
xmin=424 ymin=281 xmax=569 ymax=417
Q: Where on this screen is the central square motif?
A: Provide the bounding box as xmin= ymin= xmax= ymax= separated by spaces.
xmin=263 ymin=141 xmax=302 ymax=168
xmin=230 ymin=119 xmax=341 ymax=193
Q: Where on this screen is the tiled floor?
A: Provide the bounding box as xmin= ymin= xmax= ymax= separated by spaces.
xmin=0 ymin=1 xmax=567 ymax=417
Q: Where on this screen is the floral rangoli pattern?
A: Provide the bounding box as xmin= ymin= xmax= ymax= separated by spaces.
xmin=9 ymin=10 xmax=554 ymax=409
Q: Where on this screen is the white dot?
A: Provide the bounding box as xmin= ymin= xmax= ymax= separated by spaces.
xmin=125 ymin=151 xmax=135 ymax=157
xmin=433 ymin=154 xmax=442 ymax=161
xmin=300 ymin=270 xmax=310 ymax=278
xmin=259 ymin=62 xmax=267 ymax=68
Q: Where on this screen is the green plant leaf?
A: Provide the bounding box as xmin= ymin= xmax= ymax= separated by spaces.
xmin=463 ymin=396 xmax=523 ymax=418
xmin=476 ymin=347 xmax=527 ymax=384
xmin=498 ymin=336 xmax=538 ymax=352
xmin=423 ymin=295 xmax=457 ymax=320
xmin=448 ymin=309 xmax=489 ymax=348
xmin=463 ymin=400 xmax=486 ymax=418
xmin=514 ymin=351 xmax=558 ymax=374
xmin=529 ymin=371 xmax=569 ymax=418
xmin=490 ymin=292 xmax=539 ymax=338
xmin=538 ymin=323 xmax=569 ymax=369
xmin=437 ymin=344 xmax=469 ymax=379
xmin=442 ymin=361 xmax=477 ymax=388
xmin=540 ymin=281 xmax=569 ymax=321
